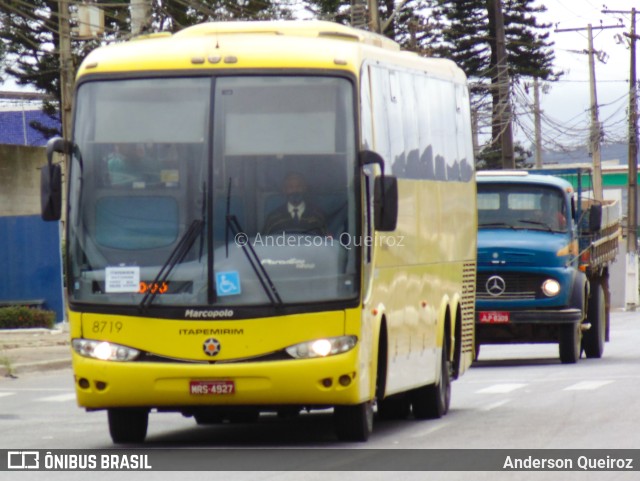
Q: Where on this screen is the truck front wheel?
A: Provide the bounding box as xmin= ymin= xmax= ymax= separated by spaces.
xmin=583 ymin=281 xmax=606 ymax=358
xmin=559 ymin=322 xmax=581 ymax=364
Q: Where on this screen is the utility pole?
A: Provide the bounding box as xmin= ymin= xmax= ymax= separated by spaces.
xmin=58 ymin=0 xmax=73 ymax=143
xmin=471 ymin=108 xmax=480 ymax=159
xmin=555 ymin=23 xmax=622 ymax=201
xmin=131 ymin=0 xmax=151 ymax=35
xmin=587 ymin=24 xmax=604 ymax=200
xmin=627 ymin=11 xmax=638 ymax=261
xmin=533 ymin=77 xmax=542 ymax=168
xmin=492 ymin=0 xmax=514 ymax=169
xmin=367 ymin=0 xmax=380 ymax=33
xmin=604 ymin=8 xmax=639 ymax=310
xmin=629 ymin=10 xmax=639 ymax=311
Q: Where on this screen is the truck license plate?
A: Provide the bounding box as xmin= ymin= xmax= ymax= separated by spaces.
xmin=479 ymin=311 xmax=510 ymax=324
xmin=189 ymin=380 xmax=235 ymax=395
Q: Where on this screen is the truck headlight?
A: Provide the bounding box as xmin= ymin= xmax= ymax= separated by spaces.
xmin=72 ymin=339 xmax=140 ymax=361
xmin=542 ymin=279 xmax=561 ymax=297
xmin=285 ymin=335 xmax=357 ymax=359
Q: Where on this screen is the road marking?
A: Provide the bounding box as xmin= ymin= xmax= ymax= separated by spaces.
xmin=37 ymin=393 xmax=76 ymax=402
xmin=407 ymin=422 xmax=450 ymax=439
xmin=0 ymin=388 xmax=70 ymax=392
xmin=480 ymin=399 xmax=511 ymax=411
xmin=0 ymin=392 xmax=15 ymax=399
xmin=476 ymin=383 xmax=527 ymax=394
xmin=563 ymin=380 xmax=613 ymax=391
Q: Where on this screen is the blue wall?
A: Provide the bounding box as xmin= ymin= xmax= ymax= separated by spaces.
xmin=0 ymin=110 xmax=61 ymax=146
xmin=0 ymin=215 xmax=64 ymax=323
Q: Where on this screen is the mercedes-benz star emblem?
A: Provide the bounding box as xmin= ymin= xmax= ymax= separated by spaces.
xmin=486 ymin=275 xmax=506 ymax=297
xmin=203 ymin=338 xmax=221 ymax=356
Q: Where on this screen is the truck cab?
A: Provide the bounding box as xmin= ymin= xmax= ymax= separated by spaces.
xmin=475 ymin=170 xmax=618 ymax=364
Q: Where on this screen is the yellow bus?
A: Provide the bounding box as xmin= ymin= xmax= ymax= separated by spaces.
xmin=42 ymin=20 xmax=477 ymax=443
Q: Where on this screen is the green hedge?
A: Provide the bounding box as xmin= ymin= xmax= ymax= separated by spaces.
xmin=0 ymin=306 xmax=56 ymax=329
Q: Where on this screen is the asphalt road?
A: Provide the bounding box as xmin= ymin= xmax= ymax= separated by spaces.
xmin=1 ymin=310 xmax=640 ymax=480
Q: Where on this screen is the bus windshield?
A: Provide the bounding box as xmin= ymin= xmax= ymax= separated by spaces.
xmin=68 ymin=75 xmax=359 ymax=309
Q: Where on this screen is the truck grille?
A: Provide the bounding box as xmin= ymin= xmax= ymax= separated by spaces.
xmin=476 ymin=272 xmax=544 ymax=300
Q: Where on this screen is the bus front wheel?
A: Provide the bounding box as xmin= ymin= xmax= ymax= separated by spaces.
xmin=334 ymin=401 xmax=373 ymax=442
xmin=108 ymin=408 xmax=149 ymax=444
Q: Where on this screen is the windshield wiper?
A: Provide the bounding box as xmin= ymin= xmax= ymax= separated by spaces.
xmin=479 ymin=222 xmax=516 ymax=230
xmin=225 ymin=177 xmax=283 ymax=307
xmin=517 ymin=219 xmax=553 ymax=232
xmin=139 ymin=218 xmax=204 ymax=311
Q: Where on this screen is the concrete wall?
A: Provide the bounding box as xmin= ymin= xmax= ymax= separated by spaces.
xmin=0 ymin=144 xmax=46 ymax=216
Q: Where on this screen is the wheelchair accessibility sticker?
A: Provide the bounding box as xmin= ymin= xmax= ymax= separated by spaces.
xmin=215 ymin=271 xmax=241 ymax=296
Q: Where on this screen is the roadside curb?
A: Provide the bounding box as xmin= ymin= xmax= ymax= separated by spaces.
xmin=0 ymin=323 xmax=69 ymax=336
xmin=1 ymin=358 xmax=72 ymax=378
xmin=1 ymin=324 xmax=71 ymax=378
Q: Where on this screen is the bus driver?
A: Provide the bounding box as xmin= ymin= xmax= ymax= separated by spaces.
xmin=262 ymin=172 xmax=328 ymax=236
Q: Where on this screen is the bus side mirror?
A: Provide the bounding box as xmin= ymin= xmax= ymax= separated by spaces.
xmin=374 ymin=175 xmax=398 ymax=232
xmin=41 ymin=137 xmax=68 ymax=221
xmin=589 ymin=204 xmax=602 ymax=232
xmin=359 ymin=150 xmax=398 ymax=232
xmin=359 ymin=150 xmax=385 ymax=171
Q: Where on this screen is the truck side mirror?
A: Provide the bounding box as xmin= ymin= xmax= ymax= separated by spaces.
xmin=374 ymin=176 xmax=398 ymax=232
xmin=589 ymin=204 xmax=602 ymax=232
xmin=41 ymin=137 xmax=69 ymax=221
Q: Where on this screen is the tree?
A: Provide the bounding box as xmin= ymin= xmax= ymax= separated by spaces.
xmin=477 ymin=142 xmax=532 ymax=170
xmin=434 ymin=0 xmax=559 ymax=168
xmin=305 ymin=0 xmax=443 ymax=52
xmin=0 ymin=1 xmax=294 ymax=137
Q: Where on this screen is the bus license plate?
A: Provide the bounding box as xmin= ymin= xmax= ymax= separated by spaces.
xmin=190 ymin=380 xmax=235 ymax=395
xmin=479 ymin=311 xmax=510 ymax=324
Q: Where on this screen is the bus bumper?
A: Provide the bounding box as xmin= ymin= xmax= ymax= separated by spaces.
xmin=71 ymin=347 xmax=366 ymax=410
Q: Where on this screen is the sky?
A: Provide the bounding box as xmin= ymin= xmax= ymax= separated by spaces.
xmin=520 ymin=0 xmax=639 ymax=152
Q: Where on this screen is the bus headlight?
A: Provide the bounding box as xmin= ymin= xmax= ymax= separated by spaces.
xmin=72 ymin=339 xmax=140 ymax=361
xmin=542 ymin=279 xmax=561 ymax=297
xmin=285 ymin=335 xmax=357 ymax=359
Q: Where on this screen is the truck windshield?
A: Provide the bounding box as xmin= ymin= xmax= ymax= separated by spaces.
xmin=478 ymin=184 xmax=567 ymax=233
xmin=67 ymin=76 xmax=359 ymax=309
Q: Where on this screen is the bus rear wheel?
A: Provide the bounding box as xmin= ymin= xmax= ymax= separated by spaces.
xmin=411 ymin=342 xmax=451 ymax=419
xmin=108 ymin=408 xmax=149 ymax=444
xmin=377 ymin=395 xmax=411 ymax=420
xmin=334 ymin=401 xmax=373 ymax=442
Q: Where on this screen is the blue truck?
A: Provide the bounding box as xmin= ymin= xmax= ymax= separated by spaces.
xmin=475 ymin=168 xmax=621 ymax=363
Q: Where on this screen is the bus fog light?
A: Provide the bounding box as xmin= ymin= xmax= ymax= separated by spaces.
xmin=542 ymin=279 xmax=561 ymax=297
xmin=285 ymin=336 xmax=357 ymax=359
xmin=72 ymin=339 xmax=140 ymax=362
